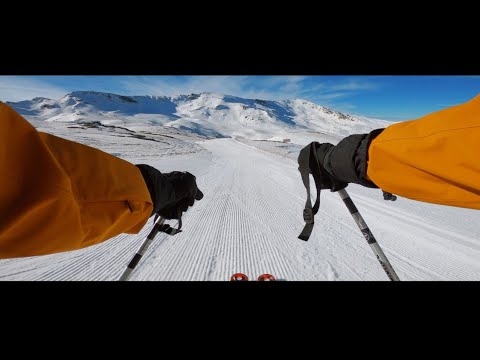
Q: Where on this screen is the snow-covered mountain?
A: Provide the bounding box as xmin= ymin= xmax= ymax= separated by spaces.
xmin=6 ymin=91 xmax=391 ymax=143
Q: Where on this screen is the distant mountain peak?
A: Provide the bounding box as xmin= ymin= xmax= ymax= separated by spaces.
xmin=8 ymin=91 xmax=389 ymax=140
xmin=65 ymin=91 xmax=139 ymax=103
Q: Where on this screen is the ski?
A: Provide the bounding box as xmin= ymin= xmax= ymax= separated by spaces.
xmin=257 ymin=274 xmax=276 ymax=281
xmin=230 ymin=273 xmax=276 ymax=281
xmin=230 ymin=273 xmax=249 ymax=281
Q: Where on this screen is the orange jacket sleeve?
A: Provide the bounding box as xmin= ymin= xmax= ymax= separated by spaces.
xmin=367 ymin=94 xmax=480 ymax=209
xmin=0 ymin=102 xmax=153 ymax=259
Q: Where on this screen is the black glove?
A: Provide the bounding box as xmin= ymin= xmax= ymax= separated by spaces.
xmin=314 ymin=129 xmax=385 ymax=189
xmin=311 ymin=142 xmax=348 ymax=192
xmin=158 ymin=171 xmax=204 ymax=219
xmin=136 ymin=164 xmax=203 ymax=219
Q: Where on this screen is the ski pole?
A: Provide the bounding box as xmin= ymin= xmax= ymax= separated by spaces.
xmin=118 ymin=215 xmax=167 ymax=281
xmin=337 ymin=188 xmax=400 ymax=281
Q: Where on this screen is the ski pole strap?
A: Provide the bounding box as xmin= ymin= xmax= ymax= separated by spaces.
xmin=153 ymin=210 xmax=182 ymax=235
xmin=159 ymin=223 xmax=182 ymax=235
xmin=298 ymin=142 xmax=323 ymax=241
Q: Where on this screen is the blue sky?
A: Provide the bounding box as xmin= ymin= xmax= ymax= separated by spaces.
xmin=1 ymin=75 xmax=479 ymax=120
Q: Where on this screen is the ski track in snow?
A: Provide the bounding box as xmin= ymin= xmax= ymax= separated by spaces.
xmin=1 ymin=137 xmax=480 ymax=281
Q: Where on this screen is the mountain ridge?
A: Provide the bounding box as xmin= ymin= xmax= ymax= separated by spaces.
xmin=6 ymin=91 xmax=392 ymax=142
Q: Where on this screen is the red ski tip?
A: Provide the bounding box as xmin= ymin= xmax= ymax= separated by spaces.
xmin=257 ymin=274 xmax=276 ymax=281
xmin=230 ymin=273 xmax=249 ymax=281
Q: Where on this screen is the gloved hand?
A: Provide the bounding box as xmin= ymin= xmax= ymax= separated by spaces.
xmin=311 ymin=129 xmax=385 ymax=190
xmin=136 ymin=164 xmax=203 ymax=219
xmin=158 ymin=171 xmax=204 ymax=219
xmin=311 ymin=142 xmax=348 ymax=192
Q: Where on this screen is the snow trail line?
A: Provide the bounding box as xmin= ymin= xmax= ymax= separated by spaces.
xmin=1 ymin=138 xmax=480 ymax=280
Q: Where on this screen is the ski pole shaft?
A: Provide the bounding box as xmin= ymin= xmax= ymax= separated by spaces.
xmin=118 ymin=216 xmax=166 ymax=281
xmin=337 ymin=189 xmax=400 ymax=281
